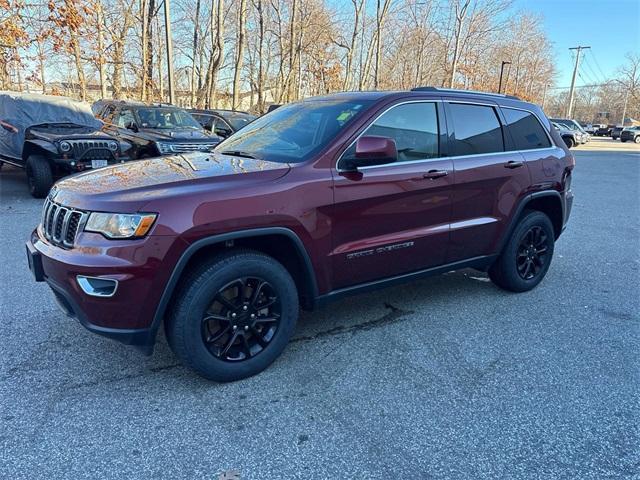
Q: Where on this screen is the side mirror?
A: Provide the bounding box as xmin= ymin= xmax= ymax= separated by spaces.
xmin=214 ymin=127 xmax=232 ymax=138
xmin=343 ymin=136 xmax=397 ymax=171
xmin=125 ymin=121 xmax=138 ymax=132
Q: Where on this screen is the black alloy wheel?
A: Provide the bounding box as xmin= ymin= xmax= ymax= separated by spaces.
xmin=516 ymin=226 xmax=550 ymax=280
xmin=202 ymin=277 xmax=281 ymax=362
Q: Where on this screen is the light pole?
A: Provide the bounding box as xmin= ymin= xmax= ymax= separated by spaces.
xmin=498 ymin=61 xmax=511 ymax=94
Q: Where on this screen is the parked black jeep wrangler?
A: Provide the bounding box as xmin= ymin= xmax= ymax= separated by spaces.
xmin=0 ymin=92 xmax=131 ymax=198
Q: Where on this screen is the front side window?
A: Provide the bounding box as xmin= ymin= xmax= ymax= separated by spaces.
xmin=448 ymin=103 xmax=504 ymax=156
xmin=215 ymin=99 xmax=373 ymax=163
xmin=135 ymin=108 xmax=202 ymax=130
xmin=503 ymin=108 xmax=551 ymax=151
xmin=347 ymin=102 xmax=440 ymax=163
xmin=117 ymin=109 xmax=135 ymax=128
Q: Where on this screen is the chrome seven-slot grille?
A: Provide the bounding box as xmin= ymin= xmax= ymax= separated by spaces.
xmin=41 ymin=198 xmax=88 ymax=248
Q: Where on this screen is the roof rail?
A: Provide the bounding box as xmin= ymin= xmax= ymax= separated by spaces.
xmin=411 ymin=86 xmax=520 ymax=100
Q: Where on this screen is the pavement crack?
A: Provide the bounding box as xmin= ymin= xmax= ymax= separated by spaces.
xmin=291 ymin=302 xmax=414 ymax=344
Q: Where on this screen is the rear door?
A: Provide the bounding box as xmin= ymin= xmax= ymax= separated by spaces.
xmin=330 ymin=100 xmax=453 ymax=289
xmin=444 ymin=101 xmax=530 ymax=262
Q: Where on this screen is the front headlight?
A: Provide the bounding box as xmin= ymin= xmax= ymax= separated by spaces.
xmin=107 ymin=141 xmax=119 ymax=152
xmin=156 ymin=142 xmax=172 ymax=154
xmin=85 ymin=212 xmax=157 ymax=239
xmin=59 ymin=141 xmax=72 ymax=153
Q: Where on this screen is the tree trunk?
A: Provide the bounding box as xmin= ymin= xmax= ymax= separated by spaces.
xmin=70 ymin=33 xmax=86 ymax=100
xmin=207 ymin=0 xmax=224 ymax=108
xmin=449 ymin=0 xmax=470 ymax=88
xmin=190 ymin=0 xmax=201 ymax=107
xmin=255 ymin=0 xmax=265 ymax=111
xmin=96 ymin=2 xmax=107 ymax=98
xmin=232 ymin=0 xmax=247 ymax=109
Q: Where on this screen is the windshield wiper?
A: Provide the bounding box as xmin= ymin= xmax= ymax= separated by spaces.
xmin=220 ymin=150 xmax=259 ymax=159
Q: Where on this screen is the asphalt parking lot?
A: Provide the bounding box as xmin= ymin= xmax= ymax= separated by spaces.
xmin=1 ymin=137 xmax=638 ymax=479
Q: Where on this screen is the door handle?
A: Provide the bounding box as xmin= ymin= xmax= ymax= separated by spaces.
xmin=504 ymin=160 xmax=524 ymax=169
xmin=423 ymin=169 xmax=448 ymax=179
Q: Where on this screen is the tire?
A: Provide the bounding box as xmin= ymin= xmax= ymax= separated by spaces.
xmin=489 ymin=211 xmax=555 ymax=293
xmin=634 ymin=136 xmax=640 ymax=144
xmin=166 ymin=249 xmax=299 ymax=382
xmin=563 ymin=137 xmax=575 ymax=149
xmin=26 ymin=154 xmax=53 ymax=198
xmin=621 ymin=139 xmax=627 ymax=143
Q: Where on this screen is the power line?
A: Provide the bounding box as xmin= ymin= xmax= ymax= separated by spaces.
xmin=588 ymin=50 xmax=610 ymax=82
xmin=549 ymin=83 xmax=608 ymax=90
xmin=582 ymin=53 xmax=606 ymax=84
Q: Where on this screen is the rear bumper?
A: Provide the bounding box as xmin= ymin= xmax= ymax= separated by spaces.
xmin=27 ymin=229 xmax=180 ymax=354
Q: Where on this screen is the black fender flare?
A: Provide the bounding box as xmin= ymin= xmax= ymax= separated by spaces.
xmin=146 ymin=227 xmax=319 ymax=351
xmin=23 ymin=139 xmax=58 ymax=160
xmin=495 ymin=190 xmax=564 ymax=255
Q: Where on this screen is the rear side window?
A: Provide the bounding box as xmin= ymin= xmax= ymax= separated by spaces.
xmin=504 ymin=108 xmax=551 ymax=150
xmin=448 ymin=103 xmax=504 ymax=156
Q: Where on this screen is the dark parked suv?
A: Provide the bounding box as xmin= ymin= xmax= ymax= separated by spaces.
xmin=0 ymin=92 xmax=131 ymax=198
xmin=97 ymin=102 xmax=221 ymax=158
xmin=27 ymin=88 xmax=574 ymax=381
xmin=188 ymin=109 xmax=256 ymax=138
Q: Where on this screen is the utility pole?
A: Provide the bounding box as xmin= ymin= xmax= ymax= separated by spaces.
xmin=566 ymin=46 xmax=590 ymax=118
xmin=164 ymin=0 xmax=176 ymax=104
xmin=541 ymin=83 xmax=550 ymax=110
xmin=498 ymin=61 xmax=511 ymax=93
xmin=621 ymin=89 xmax=629 ymax=126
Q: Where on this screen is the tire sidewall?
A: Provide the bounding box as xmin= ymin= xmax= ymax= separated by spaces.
xmin=26 ymin=154 xmax=53 ymax=198
xmin=499 ymin=212 xmax=555 ymax=292
xmin=172 ymin=255 xmax=298 ymax=382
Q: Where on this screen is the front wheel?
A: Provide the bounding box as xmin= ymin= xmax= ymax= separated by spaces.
xmin=166 ymin=250 xmax=299 ymax=382
xmin=621 ymin=139 xmax=627 ymax=143
xmin=563 ymin=137 xmax=575 ymax=149
xmin=634 ymin=136 xmax=640 ymax=144
xmin=26 ymin=154 xmax=53 ymax=198
xmin=489 ymin=211 xmax=555 ymax=292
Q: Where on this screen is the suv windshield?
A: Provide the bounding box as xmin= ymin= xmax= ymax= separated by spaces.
xmin=225 ymin=114 xmax=256 ymax=131
xmin=135 ymin=108 xmax=202 ymax=130
xmin=215 ymin=99 xmax=374 ymax=163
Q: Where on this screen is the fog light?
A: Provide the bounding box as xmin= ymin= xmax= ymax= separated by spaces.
xmin=77 ymin=276 xmax=118 ymax=297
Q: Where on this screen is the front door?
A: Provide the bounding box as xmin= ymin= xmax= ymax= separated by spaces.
xmin=330 ymin=101 xmax=453 ymax=290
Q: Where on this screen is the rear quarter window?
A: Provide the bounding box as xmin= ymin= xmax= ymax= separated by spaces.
xmin=503 ymin=108 xmax=551 ymax=150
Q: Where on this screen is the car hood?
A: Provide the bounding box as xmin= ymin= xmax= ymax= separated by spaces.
xmin=136 ymin=128 xmax=217 ymax=141
xmin=50 ymin=152 xmax=291 ymax=212
xmin=28 ymin=127 xmax=113 ymax=142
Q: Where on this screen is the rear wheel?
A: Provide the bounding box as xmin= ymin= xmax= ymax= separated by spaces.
xmin=634 ymin=136 xmax=640 ymax=144
xmin=26 ymin=154 xmax=53 ymax=198
xmin=166 ymin=250 xmax=298 ymax=382
xmin=489 ymin=211 xmax=555 ymax=293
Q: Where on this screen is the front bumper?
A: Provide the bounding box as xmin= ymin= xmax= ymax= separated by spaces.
xmin=26 ymin=229 xmax=180 ymax=354
xmin=52 ymin=155 xmax=132 ymax=172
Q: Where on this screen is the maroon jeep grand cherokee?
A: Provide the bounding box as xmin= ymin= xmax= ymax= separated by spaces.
xmin=27 ymin=88 xmax=574 ymax=381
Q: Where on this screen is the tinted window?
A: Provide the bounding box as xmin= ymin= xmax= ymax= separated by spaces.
xmin=134 ymin=108 xmax=202 ymax=129
xmin=341 ymin=102 xmax=439 ymax=165
xmin=191 ymin=114 xmax=213 ymax=129
xmin=503 ymin=108 xmax=551 ymax=150
xmin=215 ymin=99 xmax=373 ymax=163
xmin=449 ymin=103 xmax=504 ymax=155
xmin=117 ymin=109 xmax=136 ymax=128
